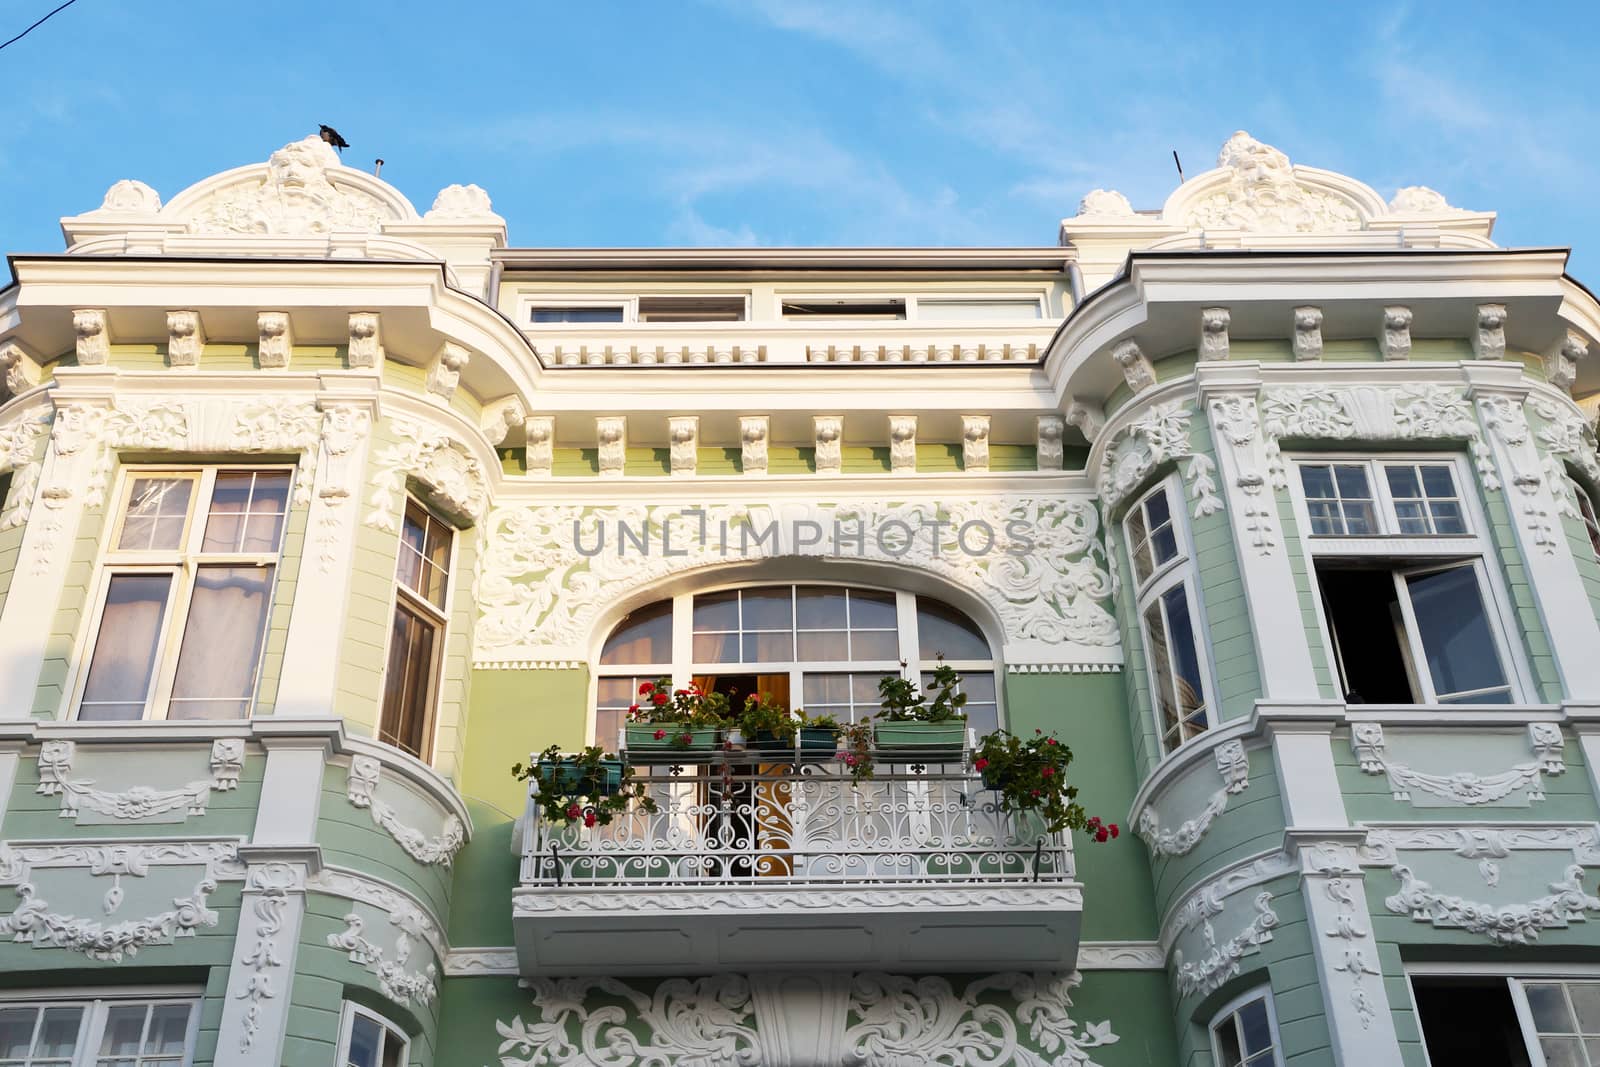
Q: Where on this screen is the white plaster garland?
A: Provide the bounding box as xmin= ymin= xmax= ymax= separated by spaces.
xmin=1385 ymin=863 xmax=1600 ymax=945
xmin=1350 ymin=722 xmax=1566 ymax=806
xmin=492 ymin=970 xmax=1120 ymax=1067
xmin=1137 ymin=740 xmax=1250 ymax=857
xmin=1173 ymin=892 xmax=1279 ymax=998
xmin=327 ymin=912 xmax=438 ymax=1005
xmin=473 ymin=496 xmax=1120 ymax=665
xmin=35 ymin=738 xmax=245 ymax=823
xmin=345 ymin=755 xmax=466 ymax=868
xmin=1258 ymin=385 xmax=1495 ymax=493
xmin=364 ymin=417 xmax=487 ymax=531
xmin=1097 ymin=400 xmax=1222 ymax=519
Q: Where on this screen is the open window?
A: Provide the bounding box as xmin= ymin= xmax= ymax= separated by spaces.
xmin=1209 ymin=988 xmax=1283 ymax=1067
xmin=780 ymin=298 xmax=907 ymax=321
xmin=1295 ymin=456 xmax=1522 ymax=706
xmin=1410 ymin=971 xmax=1600 ymax=1066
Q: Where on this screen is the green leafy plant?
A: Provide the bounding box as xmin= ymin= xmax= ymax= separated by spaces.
xmin=971 ymin=729 xmax=1117 ymax=840
xmin=513 ymin=744 xmax=657 ymax=828
xmin=796 ymin=710 xmax=842 ymax=732
xmin=877 ymin=659 xmax=967 ymax=723
xmin=835 ymin=720 xmax=875 ymax=780
xmin=738 ymin=693 xmax=798 ymax=743
xmin=627 ymin=678 xmax=733 ymax=748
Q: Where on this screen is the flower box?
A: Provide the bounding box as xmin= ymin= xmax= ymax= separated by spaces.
xmin=874 ymin=720 xmax=967 ymax=756
xmin=798 ymin=727 xmax=839 ymax=755
xmin=625 ymin=724 xmax=724 ymax=755
xmin=535 ymin=759 xmax=623 ymax=797
xmin=745 ymin=729 xmax=795 ymax=754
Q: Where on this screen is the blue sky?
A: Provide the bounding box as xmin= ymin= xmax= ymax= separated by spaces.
xmin=2 ymin=1 xmax=1596 ymax=277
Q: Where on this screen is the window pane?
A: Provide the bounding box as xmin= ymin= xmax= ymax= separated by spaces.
xmin=1405 ymin=566 xmax=1509 ymax=701
xmin=395 ymin=504 xmax=427 ymax=589
xmin=346 ymin=1014 xmax=383 ymax=1067
xmin=169 ymin=565 xmax=272 ymax=719
xmin=98 ymin=1005 xmax=147 ymax=1057
xmin=847 ymin=590 xmax=896 ymax=630
xmin=1299 ymin=464 xmax=1335 ymax=498
xmin=1306 ymin=500 xmax=1339 ymax=537
xmin=740 ymin=588 xmax=793 ymax=631
xmin=1570 ymin=983 xmax=1600 ymax=1033
xmin=1214 ymin=1016 xmax=1244 ymax=1067
xmin=600 ymin=600 xmax=672 ymax=664
xmin=1161 ymin=585 xmax=1208 ymax=735
xmin=1143 ymin=602 xmax=1178 ymax=745
xmin=1340 ymin=500 xmax=1377 ymax=535
xmin=1333 ymin=464 xmax=1370 ymax=497
xmin=1429 ymin=499 xmax=1466 ymax=535
xmin=917 ymin=598 xmax=988 ymax=660
xmin=803 ymin=673 xmax=850 ymax=706
xmin=0 ymin=1007 xmax=38 ymax=1058
xmin=796 ymin=630 xmax=849 ymax=661
xmin=795 ymin=587 xmax=847 ymax=629
xmin=531 ymin=306 xmax=625 ymax=323
xmin=81 ymin=574 xmax=173 ymax=720
xmin=1151 ymin=526 xmax=1179 ymax=565
xmin=692 ymin=632 xmax=739 ymax=663
xmin=381 ymin=1027 xmax=406 ymax=1067
xmin=1540 ymin=1036 xmax=1584 ymax=1067
xmin=1420 ymin=464 xmax=1456 ymax=497
xmin=742 ymin=632 xmax=793 ymax=663
xmin=205 ymin=471 xmax=290 ymax=553
xmin=1145 ymin=486 xmax=1172 ymax=529
xmin=1125 ymin=506 xmax=1152 ymax=584
xmin=850 ymin=630 xmax=899 ymax=661
xmin=118 ymin=477 xmax=193 ymax=551
xmin=1385 ymin=465 xmax=1421 ymax=498
xmin=692 ymin=591 xmax=739 ymax=632
xmin=381 ymin=601 xmax=439 ymax=758
xmin=37 ymin=1005 xmax=83 ymax=1058
xmin=201 ymin=473 xmax=250 ymax=553
xmin=1528 ymin=984 xmax=1576 ymax=1033
xmin=1238 ymin=998 xmax=1273 ymax=1054
xmin=144 ymin=1004 xmax=191 ymax=1054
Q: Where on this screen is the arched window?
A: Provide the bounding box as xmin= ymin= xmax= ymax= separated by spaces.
xmin=594 ymin=583 xmax=999 ymax=745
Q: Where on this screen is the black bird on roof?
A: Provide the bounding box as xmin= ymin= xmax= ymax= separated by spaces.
xmin=319 ymin=125 xmax=350 ymax=152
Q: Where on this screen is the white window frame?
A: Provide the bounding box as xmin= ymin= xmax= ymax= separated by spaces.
xmin=590 ymin=581 xmax=1001 ymax=747
xmin=1405 ymin=962 xmax=1600 ymax=1067
xmin=1289 ymin=453 xmax=1533 ymax=707
xmin=1208 ymin=985 xmax=1285 ymax=1067
xmin=1568 ymin=473 xmax=1600 ymax=562
xmin=1124 ymin=475 xmax=1216 ymax=754
xmin=518 ymin=293 xmax=753 ymax=325
xmin=335 ymin=1001 xmax=410 ymax=1067
xmin=377 ymin=497 xmax=456 ymax=762
xmin=906 ymin=292 xmax=1048 ymax=320
xmin=66 ymin=464 xmax=294 ymax=721
xmin=0 ymin=986 xmax=202 ymax=1067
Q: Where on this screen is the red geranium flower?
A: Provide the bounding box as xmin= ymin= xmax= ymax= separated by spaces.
xmin=653 ymin=692 xmax=668 ymax=705
xmin=1109 ymin=823 xmax=1120 ymax=838
xmin=654 ymin=729 xmax=666 ymax=740
xmin=565 ymin=803 xmax=582 ymax=820
xmin=1045 ymin=738 xmax=1057 ymax=746
xmin=1095 ymin=828 xmax=1109 ymax=842
xmin=628 ymin=703 xmax=640 ymax=714
xmin=974 ymin=757 xmax=990 ymax=772
xmin=1041 ymin=766 xmax=1054 ymax=778
xmin=583 ymin=811 xmax=597 ymax=828
xmin=639 ymin=682 xmax=653 ymax=695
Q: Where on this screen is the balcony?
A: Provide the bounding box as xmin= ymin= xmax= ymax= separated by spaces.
xmin=511 ymin=752 xmax=1082 ymax=976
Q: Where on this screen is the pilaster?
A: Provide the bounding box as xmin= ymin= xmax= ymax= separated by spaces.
xmin=1196 ymin=363 xmax=1320 ymax=700
xmin=214 ymin=854 xmax=315 ymax=1067
xmin=276 ymin=377 xmax=380 ymax=716
xmin=1467 ymin=365 xmax=1600 ymax=697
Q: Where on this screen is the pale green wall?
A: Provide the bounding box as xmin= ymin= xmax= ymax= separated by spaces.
xmin=2 ymin=751 xmax=265 ymax=840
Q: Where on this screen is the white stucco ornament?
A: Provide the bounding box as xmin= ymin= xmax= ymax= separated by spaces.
xmin=425 ymin=183 xmax=500 ymax=220
xmin=98 ymin=179 xmax=161 ymax=214
xmin=188 ymin=136 xmax=391 ymax=236
xmin=1185 ymin=131 xmax=1361 ymax=233
xmin=1076 ymin=189 xmax=1136 ymax=217
xmin=1389 ymin=185 xmax=1457 ymax=213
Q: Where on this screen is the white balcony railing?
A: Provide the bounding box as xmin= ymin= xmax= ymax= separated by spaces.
xmin=519 ymin=760 xmax=1073 ymax=888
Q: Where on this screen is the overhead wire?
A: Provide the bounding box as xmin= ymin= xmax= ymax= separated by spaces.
xmin=0 ymin=0 xmax=82 ymax=54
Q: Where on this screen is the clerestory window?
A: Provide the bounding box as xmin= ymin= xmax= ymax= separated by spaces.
xmin=75 ymin=467 xmax=291 ymax=721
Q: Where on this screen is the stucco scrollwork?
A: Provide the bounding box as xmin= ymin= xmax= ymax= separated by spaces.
xmin=189 ymin=136 xmax=391 ymax=236
xmin=364 ymin=418 xmax=487 ymax=531
xmin=0 ymin=409 xmax=49 ymax=529
xmin=1173 ymin=892 xmax=1279 ymax=999
xmin=1258 ymin=385 xmax=1495 ymax=492
xmin=474 ymin=496 xmax=1120 ymax=666
xmin=1385 ymin=863 xmax=1600 ymax=945
xmin=327 ymin=913 xmax=438 ymax=1005
xmin=1137 ymin=740 xmax=1250 ymax=857
xmin=1183 ymin=132 xmax=1363 ymax=234
xmin=1350 ymin=723 xmax=1565 ymax=806
xmin=0 ymin=877 xmax=219 ymax=963
xmin=345 ymin=755 xmax=465 ymax=868
xmin=1528 ymin=396 xmax=1600 ymax=521
xmin=35 ymin=738 xmax=245 ymax=823
xmin=492 ymin=971 xmax=1120 ymax=1067
xmin=1096 ymin=400 xmax=1221 ymax=518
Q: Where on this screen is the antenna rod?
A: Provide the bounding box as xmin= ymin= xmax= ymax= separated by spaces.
xmin=374 ymin=158 xmax=385 ymax=177
xmin=1172 ymin=150 xmax=1184 ymax=183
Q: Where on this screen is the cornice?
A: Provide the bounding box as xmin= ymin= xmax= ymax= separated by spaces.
xmin=494 ymin=247 xmax=1076 ymax=272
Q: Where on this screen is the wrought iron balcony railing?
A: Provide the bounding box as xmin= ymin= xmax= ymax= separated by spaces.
xmin=519 ymin=756 xmax=1073 ymax=889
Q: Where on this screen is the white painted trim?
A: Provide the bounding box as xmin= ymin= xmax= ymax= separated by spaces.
xmin=1208 ymin=986 xmax=1286 ymax=1067
xmin=335 ymin=1001 xmax=410 ymax=1067
xmin=1075 ymin=940 xmax=1165 ymax=970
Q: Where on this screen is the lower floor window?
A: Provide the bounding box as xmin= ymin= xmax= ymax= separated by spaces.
xmin=0 ymin=994 xmax=198 ymax=1066
xmin=1413 ymin=972 xmax=1600 ymax=1066
xmin=1209 ymin=988 xmax=1282 ymax=1067
xmin=339 ymin=1003 xmax=409 ymax=1067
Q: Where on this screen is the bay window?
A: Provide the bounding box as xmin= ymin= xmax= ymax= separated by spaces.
xmin=380 ymin=499 xmax=453 ymax=760
xmin=1125 ymin=477 xmax=1212 ymax=753
xmin=76 ymin=467 xmax=290 ymax=720
xmin=337 ymin=1002 xmax=409 ymax=1067
xmin=1209 ymin=988 xmax=1283 ymax=1067
xmin=1295 ymin=456 xmax=1521 ymax=705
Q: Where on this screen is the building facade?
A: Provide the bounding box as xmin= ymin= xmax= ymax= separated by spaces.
xmin=0 ymin=130 xmax=1597 ymax=1066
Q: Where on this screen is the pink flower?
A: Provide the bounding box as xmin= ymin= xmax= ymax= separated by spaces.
xmin=1045 ymin=738 xmax=1057 ymax=746
xmin=654 ymin=729 xmax=666 ymax=740
xmin=843 ymin=755 xmax=858 ymax=766
xmin=974 ymin=757 xmax=990 ymax=772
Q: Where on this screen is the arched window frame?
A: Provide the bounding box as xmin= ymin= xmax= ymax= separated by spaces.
xmin=591 ymin=580 xmax=1001 ymax=747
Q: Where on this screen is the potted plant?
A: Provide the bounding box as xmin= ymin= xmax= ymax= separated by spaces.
xmin=795 ymin=710 xmax=844 ymax=759
xmin=872 ymin=660 xmax=968 ymax=756
xmin=738 ymin=693 xmax=798 ymax=753
xmin=970 ymin=728 xmax=1119 ymax=840
xmin=623 ymin=679 xmax=732 ymax=756
xmin=512 ymin=744 xmax=657 ymax=828
xmin=835 ymin=718 xmax=875 ymax=780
